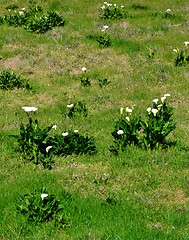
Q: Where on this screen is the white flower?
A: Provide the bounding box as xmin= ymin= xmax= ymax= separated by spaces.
xmin=46 ymin=146 xmax=52 ymax=153
xmin=81 ymin=67 xmax=86 ymax=72
xmin=152 ymin=98 xmax=158 ymax=104
xmin=52 ymin=125 xmax=57 ymax=130
xmin=126 ymin=117 xmax=130 ymax=122
xmin=151 ymin=109 xmax=158 ymax=116
xmin=114 ymin=4 xmax=117 ymax=7
xmin=101 ymin=6 xmax=105 ymax=9
xmin=157 ymin=104 xmax=163 ymax=108
xmin=101 ymin=29 xmax=105 ymax=32
xmin=166 ymin=9 xmax=171 ymax=13
xmin=74 ymin=130 xmax=78 ymax=133
xmin=41 ymin=193 xmax=48 ymax=200
xmin=22 ymin=106 xmax=38 ymax=112
xmin=21 ymin=8 xmax=26 ymax=11
xmin=62 ymin=132 xmax=68 ymax=136
xmin=121 ymin=5 xmax=124 ymax=8
xmin=164 ymin=93 xmax=170 ymax=97
xmin=103 ymin=25 xmax=109 ymax=29
xmin=161 ymin=96 xmax=166 ymax=103
xmin=19 ymin=11 xmax=24 ymax=15
xmin=126 ymin=107 xmax=132 ymax=113
xmin=67 ymin=104 xmax=74 ymax=108
xmin=173 ymin=49 xmax=178 ymax=53
xmin=147 ymin=107 xmax=151 ymax=112
xmin=120 ymin=107 xmax=124 ymax=115
xmin=104 ymin=2 xmax=107 ymax=4
xmin=184 ymin=41 xmax=189 ymax=46
xmin=117 ymin=129 xmax=124 ymax=135
xmin=107 ymin=3 xmax=112 ymax=7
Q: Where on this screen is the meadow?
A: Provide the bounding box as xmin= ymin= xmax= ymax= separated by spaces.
xmin=0 ymin=0 xmax=189 ymax=239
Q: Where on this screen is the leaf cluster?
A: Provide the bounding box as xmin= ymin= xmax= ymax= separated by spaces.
xmin=0 ymin=70 xmax=32 ymax=90
xmin=100 ymin=4 xmax=129 ymax=20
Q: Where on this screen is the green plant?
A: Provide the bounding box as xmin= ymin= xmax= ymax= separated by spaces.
xmin=80 ymin=67 xmax=91 ymax=86
xmin=0 ymin=70 xmax=32 ymax=90
xmin=173 ymin=43 xmax=189 ymax=66
xmin=99 ymin=2 xmax=129 ymax=20
xmin=98 ymin=77 xmax=111 ymax=87
xmin=110 ymin=94 xmax=176 ymax=153
xmin=97 ymin=25 xmax=112 ymax=48
xmin=67 ymin=101 xmax=88 ymax=118
xmin=46 ymin=130 xmax=97 ymax=156
xmin=17 ymin=107 xmax=53 ymax=168
xmin=16 ymin=187 xmax=65 ymax=225
xmin=5 ymin=4 xmax=19 ymax=10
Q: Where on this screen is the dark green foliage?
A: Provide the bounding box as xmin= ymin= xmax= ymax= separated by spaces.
xmin=97 ymin=33 xmax=112 ymax=48
xmin=0 ymin=70 xmax=32 ymax=90
xmin=46 ymin=130 xmax=97 ymax=156
xmin=0 ymin=4 xmax=65 ymax=33
xmin=100 ymin=4 xmax=129 ymax=20
xmin=98 ymin=78 xmax=111 ymax=88
xmin=5 ymin=4 xmax=19 ymax=10
xmin=174 ymin=49 xmax=189 ymax=66
xmin=67 ymin=101 xmax=88 ymax=118
xmin=16 ymin=187 xmax=65 ymax=225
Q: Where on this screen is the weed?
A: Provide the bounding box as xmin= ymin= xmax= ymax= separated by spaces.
xmin=97 ymin=25 xmax=112 ymax=48
xmin=0 ymin=70 xmax=32 ymax=90
xmin=100 ymin=2 xmax=129 ymax=20
xmin=98 ymin=77 xmax=111 ymax=87
xmin=67 ymin=101 xmax=88 ymax=118
xmin=173 ymin=43 xmax=189 ymax=66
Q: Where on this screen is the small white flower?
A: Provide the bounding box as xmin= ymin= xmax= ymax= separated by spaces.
xmin=161 ymin=96 xmax=166 ymax=103
xmin=52 ymin=125 xmax=57 ymax=130
xmin=22 ymin=106 xmax=38 ymax=112
xmin=67 ymin=104 xmax=74 ymax=108
xmin=81 ymin=67 xmax=86 ymax=72
xmin=107 ymin=3 xmax=112 ymax=7
xmin=166 ymin=9 xmax=171 ymax=13
xmin=157 ymin=104 xmax=163 ymax=108
xmin=8 ymin=9 xmax=11 ymax=12
xmin=101 ymin=6 xmax=105 ymax=9
xmin=121 ymin=5 xmax=124 ymax=8
xmin=173 ymin=49 xmax=178 ymax=53
xmin=46 ymin=146 xmax=52 ymax=153
xmin=103 ymin=25 xmax=109 ymax=29
xmin=120 ymin=107 xmax=124 ymax=115
xmin=147 ymin=107 xmax=151 ymax=112
xmin=151 ymin=109 xmax=158 ymax=116
xmin=62 ymin=132 xmax=68 ymax=136
xmin=101 ymin=29 xmax=105 ymax=32
xmin=19 ymin=11 xmax=23 ymax=15
xmin=41 ymin=193 xmax=48 ymax=200
xmin=117 ymin=129 xmax=124 ymax=135
xmin=152 ymin=99 xmax=158 ymax=104
xmin=114 ymin=4 xmax=117 ymax=7
xmin=126 ymin=107 xmax=132 ymax=113
xmin=21 ymin=8 xmax=26 ymax=11
xmin=126 ymin=116 xmax=130 ymax=122
xmin=74 ymin=130 xmax=78 ymax=133
xmin=184 ymin=41 xmax=189 ymax=46
xmin=164 ymin=93 xmax=171 ymax=97
xmin=104 ymin=2 xmax=107 ymax=4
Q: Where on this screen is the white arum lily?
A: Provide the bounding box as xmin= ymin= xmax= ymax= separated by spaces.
xmin=67 ymin=104 xmax=74 ymax=108
xmin=126 ymin=117 xmax=130 ymax=122
xmin=74 ymin=130 xmax=78 ymax=133
xmin=173 ymin=49 xmax=178 ymax=53
xmin=126 ymin=107 xmax=132 ymax=113
xmin=117 ymin=129 xmax=124 ymax=135
xmin=52 ymin=125 xmax=57 ymax=130
xmin=147 ymin=107 xmax=151 ymax=112
xmin=46 ymin=146 xmax=52 ymax=153
xmin=164 ymin=93 xmax=170 ymax=97
xmin=41 ymin=193 xmax=48 ymax=200
xmin=81 ymin=67 xmax=86 ymax=72
xmin=166 ymin=9 xmax=171 ymax=13
xmin=161 ymin=96 xmax=166 ymax=103
xmin=22 ymin=106 xmax=38 ymax=112
xmin=120 ymin=107 xmax=124 ymax=115
xmin=151 ymin=109 xmax=158 ymax=116
xmin=184 ymin=41 xmax=189 ymax=46
xmin=157 ymin=104 xmax=163 ymax=108
xmin=152 ymin=99 xmax=158 ymax=104
xmin=62 ymin=132 xmax=68 ymax=136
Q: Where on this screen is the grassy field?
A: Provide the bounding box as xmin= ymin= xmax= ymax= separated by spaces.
xmin=0 ymin=0 xmax=189 ymax=239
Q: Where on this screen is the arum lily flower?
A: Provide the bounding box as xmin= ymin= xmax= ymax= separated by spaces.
xmin=173 ymin=49 xmax=178 ymax=53
xmin=74 ymin=130 xmax=78 ymax=133
xmin=103 ymin=25 xmax=109 ymax=29
xmin=46 ymin=146 xmax=52 ymax=153
xmin=184 ymin=41 xmax=189 ymax=46
xmin=41 ymin=193 xmax=48 ymax=200
xmin=22 ymin=106 xmax=38 ymax=112
xmin=126 ymin=107 xmax=132 ymax=113
xmin=62 ymin=132 xmax=68 ymax=136
xmin=67 ymin=104 xmax=74 ymax=108
xmin=52 ymin=125 xmax=57 ymax=130
xmin=126 ymin=117 xmax=130 ymax=122
xmin=120 ymin=107 xmax=124 ymax=115
xmin=164 ymin=93 xmax=170 ymax=97
xmin=166 ymin=9 xmax=171 ymax=13
xmin=81 ymin=67 xmax=86 ymax=72
xmin=152 ymin=99 xmax=158 ymax=104
xmin=117 ymin=129 xmax=124 ymax=135
xmin=147 ymin=107 xmax=151 ymax=112
xmin=151 ymin=109 xmax=158 ymax=116
xmin=161 ymin=96 xmax=166 ymax=103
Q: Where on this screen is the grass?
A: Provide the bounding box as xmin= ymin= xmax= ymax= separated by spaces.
xmin=0 ymin=0 xmax=189 ymax=239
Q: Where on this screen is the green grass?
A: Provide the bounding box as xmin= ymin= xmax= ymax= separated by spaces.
xmin=0 ymin=0 xmax=189 ymax=239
